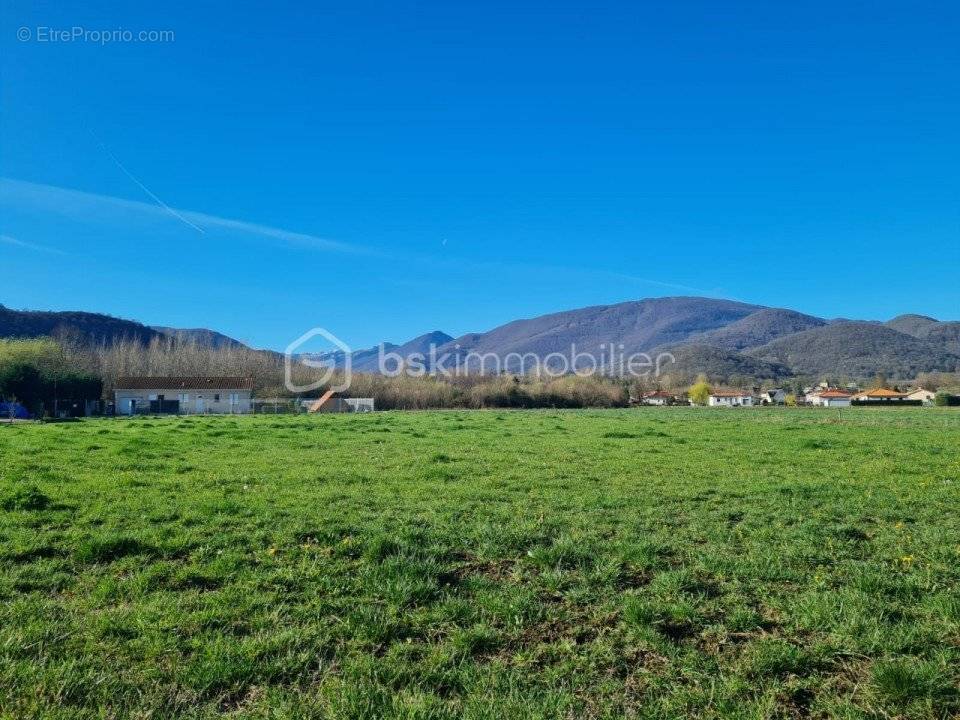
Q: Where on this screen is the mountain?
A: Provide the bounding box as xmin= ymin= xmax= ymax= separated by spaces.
xmin=0 ymin=306 xmax=251 ymax=350
xmin=885 ymin=314 xmax=940 ymax=338
xmin=748 ymin=322 xmax=960 ymax=378
xmin=350 ymin=331 xmax=454 ymax=372
xmin=883 ymin=316 xmax=960 ymax=355
xmin=435 ymin=297 xmax=762 ymax=371
xmin=920 ymin=322 xmax=960 ymax=354
xmin=0 ymin=305 xmax=163 ymax=345
xmin=6 ymin=298 xmax=960 ymax=381
xmin=151 ymin=326 xmax=249 ymax=350
xmin=685 ymin=308 xmax=827 ymax=351
xmin=423 ymin=299 xmax=958 ymax=379
xmin=655 ymin=344 xmax=793 ymax=381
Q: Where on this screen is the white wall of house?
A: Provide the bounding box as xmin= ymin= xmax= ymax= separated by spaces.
xmin=114 ymin=388 xmax=253 ymax=415
xmin=708 ymin=395 xmax=753 ymax=407
xmin=907 ymin=390 xmax=935 ymax=405
xmin=819 ymin=397 xmax=851 ymax=407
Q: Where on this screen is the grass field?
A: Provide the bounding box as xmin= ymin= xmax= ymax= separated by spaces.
xmin=2 ymin=409 xmax=959 ymax=719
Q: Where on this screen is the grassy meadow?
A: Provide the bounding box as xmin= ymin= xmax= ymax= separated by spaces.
xmin=1 ymin=408 xmax=959 ymax=719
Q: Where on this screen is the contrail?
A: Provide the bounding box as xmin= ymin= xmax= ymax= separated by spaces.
xmin=91 ymin=132 xmax=207 ymax=235
xmin=0 ymin=233 xmax=69 ymax=256
xmin=0 ymin=177 xmax=369 ymax=255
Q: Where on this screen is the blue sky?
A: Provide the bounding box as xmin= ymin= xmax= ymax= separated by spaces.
xmin=2 ymin=0 xmax=958 ymax=351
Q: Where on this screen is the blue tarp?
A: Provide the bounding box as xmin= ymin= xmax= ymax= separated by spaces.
xmin=0 ymin=402 xmax=31 ymax=419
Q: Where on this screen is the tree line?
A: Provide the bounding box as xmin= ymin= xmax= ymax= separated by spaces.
xmin=4 ymin=335 xmax=959 ymax=415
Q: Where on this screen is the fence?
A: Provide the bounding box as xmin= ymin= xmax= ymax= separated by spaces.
xmin=251 ymin=398 xmax=301 ymax=414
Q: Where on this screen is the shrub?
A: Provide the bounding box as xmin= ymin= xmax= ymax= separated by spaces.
xmin=688 ymin=376 xmax=711 ymax=406
xmin=0 ymin=353 xmax=102 ymax=415
xmin=0 ymin=363 xmax=43 ymax=404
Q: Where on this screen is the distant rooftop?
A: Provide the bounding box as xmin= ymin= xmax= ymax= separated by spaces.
xmin=856 ymin=388 xmax=908 ymax=398
xmin=115 ymin=376 xmax=255 ymax=390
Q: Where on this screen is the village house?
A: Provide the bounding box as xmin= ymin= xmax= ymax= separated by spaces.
xmin=906 ymin=388 xmax=936 ymax=405
xmin=851 ymin=388 xmax=911 ymax=404
xmin=114 ymin=377 xmax=254 ymax=415
xmin=759 ymin=388 xmax=786 ymax=405
xmin=809 ymin=389 xmax=853 ymax=407
xmin=640 ymin=390 xmax=674 ymax=406
xmin=707 ymin=390 xmax=754 ymax=407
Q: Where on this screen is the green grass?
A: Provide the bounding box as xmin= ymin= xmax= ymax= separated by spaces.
xmin=2 ymin=408 xmax=959 ymax=719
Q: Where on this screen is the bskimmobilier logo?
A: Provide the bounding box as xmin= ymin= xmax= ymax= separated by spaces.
xmin=284 ymin=328 xmax=352 ymax=394
xmin=284 ymin=326 xmax=677 ymax=394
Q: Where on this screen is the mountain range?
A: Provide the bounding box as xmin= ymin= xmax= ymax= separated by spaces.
xmin=327 ymin=298 xmax=960 ymax=380
xmin=3 ymin=298 xmax=959 ymax=381
xmin=0 ymin=305 xmax=164 ymax=345
xmin=149 ymin=326 xmax=249 ymax=350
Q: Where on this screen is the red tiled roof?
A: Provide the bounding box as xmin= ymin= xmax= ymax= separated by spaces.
xmin=115 ymin=376 xmax=255 ymax=390
xmin=818 ymin=390 xmax=852 ymax=398
xmin=856 ymin=388 xmax=908 ymax=399
xmin=643 ymin=390 xmax=673 ymax=398
xmin=710 ymin=390 xmax=752 ymax=397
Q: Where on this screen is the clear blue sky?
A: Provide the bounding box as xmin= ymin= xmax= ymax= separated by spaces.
xmin=2 ymin=0 xmax=958 ymax=350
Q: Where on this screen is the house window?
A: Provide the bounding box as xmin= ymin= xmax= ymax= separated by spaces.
xmin=214 ymin=394 xmax=220 ymax=402
xmin=229 ymin=393 xmax=239 ymax=404
xmin=178 ymin=393 xmax=189 ymax=403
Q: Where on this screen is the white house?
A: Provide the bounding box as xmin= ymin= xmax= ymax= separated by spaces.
xmin=640 ymin=390 xmax=673 ymax=406
xmin=809 ymin=389 xmax=852 ymax=407
xmin=759 ymin=388 xmax=786 ymax=405
xmin=708 ymin=390 xmax=754 ymax=407
xmin=851 ymin=388 xmax=910 ymax=404
xmin=906 ymin=388 xmax=936 ymax=405
xmin=114 ymin=377 xmax=254 ymax=415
